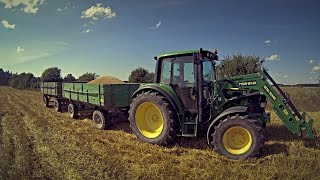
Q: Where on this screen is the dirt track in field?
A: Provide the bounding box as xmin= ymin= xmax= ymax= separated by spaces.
xmin=0 ymin=86 xmax=319 ymax=179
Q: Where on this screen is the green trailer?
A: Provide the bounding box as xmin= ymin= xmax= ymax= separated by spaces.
xmin=40 ymin=82 xmax=63 ymax=109
xmin=40 ymin=82 xmax=140 ymax=129
xmin=62 ymin=83 xmax=139 ymax=109
xmin=41 ymin=82 xmax=140 ymax=129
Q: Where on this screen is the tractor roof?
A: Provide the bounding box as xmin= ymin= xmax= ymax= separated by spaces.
xmin=157 ymin=49 xmax=214 ymax=60
xmin=158 ymin=50 xmax=198 ymax=59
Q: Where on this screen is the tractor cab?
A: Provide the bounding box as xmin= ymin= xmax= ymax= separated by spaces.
xmin=153 ymin=49 xmax=218 ymax=135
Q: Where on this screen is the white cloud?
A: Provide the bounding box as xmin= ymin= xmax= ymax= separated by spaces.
xmin=57 ymin=2 xmax=74 ymax=13
xmin=81 ymin=3 xmax=116 ymax=20
xmin=266 ymin=54 xmax=280 ymax=61
xmin=312 ymin=65 xmax=320 ymax=72
xmin=0 ymin=0 xmax=46 ymax=14
xmin=13 ymin=41 xmax=69 ymax=65
xmin=1 ymin=20 xmax=15 ymax=29
xmin=16 ymin=46 xmax=24 ymax=53
xmin=83 ymin=29 xmax=91 ymax=33
xmin=283 ymin=75 xmax=288 ymax=78
xmin=264 ymin=40 xmax=271 ymax=44
xmin=155 ymin=20 xmax=161 ymax=29
xmin=149 ymin=20 xmax=162 ymax=30
xmin=309 ymin=59 xmax=315 ymax=64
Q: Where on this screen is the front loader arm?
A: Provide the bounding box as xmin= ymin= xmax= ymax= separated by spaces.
xmin=225 ymin=68 xmax=316 ymax=138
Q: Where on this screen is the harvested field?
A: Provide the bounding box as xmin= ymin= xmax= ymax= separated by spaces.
xmin=87 ymin=76 xmax=124 ymax=84
xmin=0 ymin=86 xmax=319 ymax=179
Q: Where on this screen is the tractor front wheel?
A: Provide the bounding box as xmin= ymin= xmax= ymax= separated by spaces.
xmin=129 ymin=91 xmax=178 ymax=145
xmin=211 ymin=115 xmax=265 ymax=159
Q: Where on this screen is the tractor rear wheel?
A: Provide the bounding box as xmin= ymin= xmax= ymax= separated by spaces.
xmin=43 ymin=95 xmax=49 ymax=107
xmin=129 ymin=91 xmax=178 ymax=145
xmin=211 ymin=115 xmax=265 ymax=159
xmin=93 ymin=110 xmax=108 ymax=130
xmin=54 ymin=99 xmax=61 ymax=112
xmin=68 ymin=103 xmax=78 ymax=119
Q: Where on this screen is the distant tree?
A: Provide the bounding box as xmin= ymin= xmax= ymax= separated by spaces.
xmin=128 ymin=67 xmax=154 ymax=83
xmin=78 ymin=72 xmax=99 ymax=82
xmin=0 ymin=68 xmax=11 ymax=85
xmin=9 ymin=72 xmax=38 ymax=89
xmin=63 ymin=74 xmax=76 ymax=82
xmin=30 ymin=77 xmax=40 ymax=89
xmin=41 ymin=67 xmax=62 ymax=82
xmin=216 ymin=54 xmax=262 ymax=79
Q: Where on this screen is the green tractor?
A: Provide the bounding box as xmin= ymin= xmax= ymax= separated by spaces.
xmin=128 ymin=48 xmax=316 ymax=159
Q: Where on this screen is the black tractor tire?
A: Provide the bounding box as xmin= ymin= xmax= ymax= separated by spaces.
xmin=43 ymin=95 xmax=49 ymax=107
xmin=68 ymin=103 xmax=78 ymax=119
xmin=211 ymin=115 xmax=265 ymax=159
xmin=128 ymin=91 xmax=178 ymax=145
xmin=93 ymin=110 xmax=108 ymax=130
xmin=54 ymin=99 xmax=61 ymax=112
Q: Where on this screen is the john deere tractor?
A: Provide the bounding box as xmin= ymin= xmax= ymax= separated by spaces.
xmin=128 ymin=49 xmax=316 ymax=159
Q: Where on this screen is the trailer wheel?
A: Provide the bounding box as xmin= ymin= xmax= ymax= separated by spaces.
xmin=211 ymin=115 xmax=265 ymax=159
xmin=68 ymin=103 xmax=78 ymax=119
xmin=93 ymin=110 xmax=108 ymax=130
xmin=54 ymin=99 xmax=61 ymax=112
xmin=129 ymin=91 xmax=178 ymax=145
xmin=43 ymin=95 xmax=49 ymax=107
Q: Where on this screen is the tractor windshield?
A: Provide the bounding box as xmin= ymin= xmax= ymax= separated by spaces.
xmin=202 ymin=58 xmax=215 ymax=83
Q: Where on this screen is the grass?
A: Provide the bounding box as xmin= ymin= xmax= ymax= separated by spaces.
xmin=0 ymin=86 xmax=319 ymax=179
xmin=267 ymin=86 xmax=320 ymax=112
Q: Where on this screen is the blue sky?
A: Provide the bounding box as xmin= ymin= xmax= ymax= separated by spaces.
xmin=0 ymin=0 xmax=319 ymax=84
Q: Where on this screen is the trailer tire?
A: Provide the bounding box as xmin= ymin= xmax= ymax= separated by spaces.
xmin=129 ymin=91 xmax=178 ymax=145
xmin=54 ymin=99 xmax=61 ymax=112
xmin=68 ymin=103 xmax=78 ymax=119
xmin=211 ymin=115 xmax=265 ymax=159
xmin=93 ymin=110 xmax=108 ymax=130
xmin=43 ymin=95 xmax=49 ymax=107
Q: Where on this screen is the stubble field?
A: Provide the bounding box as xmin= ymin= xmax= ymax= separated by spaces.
xmin=0 ymin=86 xmax=319 ymax=179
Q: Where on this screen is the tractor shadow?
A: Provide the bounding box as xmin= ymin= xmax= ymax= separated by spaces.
xmin=259 ymin=143 xmax=289 ymax=157
xmin=265 ymin=125 xmax=301 ymax=141
xmin=265 ymin=125 xmax=320 ymax=149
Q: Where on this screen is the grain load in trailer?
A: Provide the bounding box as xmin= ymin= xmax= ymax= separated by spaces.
xmin=87 ymin=76 xmax=124 ymax=84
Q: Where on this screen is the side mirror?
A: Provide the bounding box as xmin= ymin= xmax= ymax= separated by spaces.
xmin=193 ymin=51 xmax=202 ymax=64
xmin=213 ymin=54 xmax=219 ymax=60
xmin=199 ymin=48 xmax=204 ymax=60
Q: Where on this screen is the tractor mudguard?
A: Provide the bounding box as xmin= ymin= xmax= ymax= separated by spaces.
xmin=206 ymin=106 xmax=248 ymax=144
xmin=131 ymin=84 xmax=185 ymax=124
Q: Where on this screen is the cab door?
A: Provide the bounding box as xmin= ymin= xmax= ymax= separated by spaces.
xmin=172 ymin=57 xmax=197 ymax=112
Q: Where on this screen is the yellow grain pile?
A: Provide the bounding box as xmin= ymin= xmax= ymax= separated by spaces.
xmin=87 ymin=76 xmax=124 ymax=84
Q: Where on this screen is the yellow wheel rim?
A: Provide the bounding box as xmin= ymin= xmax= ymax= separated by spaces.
xmin=135 ymin=102 xmax=164 ymax=138
xmin=223 ymin=126 xmax=252 ymax=155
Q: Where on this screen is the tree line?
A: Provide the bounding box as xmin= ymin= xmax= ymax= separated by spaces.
xmin=2 ymin=54 xmax=316 ymax=90
xmin=0 ymin=66 xmax=155 ymax=90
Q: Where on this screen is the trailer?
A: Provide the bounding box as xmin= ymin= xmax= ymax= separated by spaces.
xmin=40 ymin=82 xmax=65 ymax=111
xmin=41 ymin=82 xmax=140 ymax=129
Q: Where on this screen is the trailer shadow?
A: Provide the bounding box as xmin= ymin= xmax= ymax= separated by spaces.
xmin=108 ymin=120 xmax=132 ymax=133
